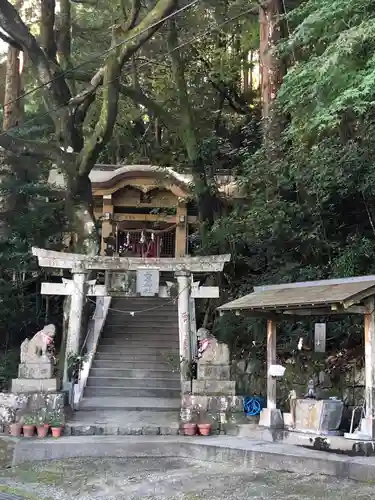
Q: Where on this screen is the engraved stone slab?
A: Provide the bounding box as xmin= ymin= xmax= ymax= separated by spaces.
xmin=294 ymin=398 xmax=344 ymax=433
xmin=11 ymin=378 xmax=58 ymax=393
xmin=198 ymin=364 xmax=231 ymax=380
xmin=18 ymin=362 xmax=53 ymax=379
xmin=191 ymin=380 xmax=235 ymax=395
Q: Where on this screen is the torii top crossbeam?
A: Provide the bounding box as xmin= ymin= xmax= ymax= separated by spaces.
xmin=31 ymin=247 xmax=231 ymax=273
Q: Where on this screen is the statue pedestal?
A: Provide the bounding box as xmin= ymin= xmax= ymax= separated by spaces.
xmin=12 ymin=360 xmax=57 ymax=393
xmin=18 ymin=362 xmax=53 ymax=379
xmin=11 ymin=378 xmax=58 ymax=393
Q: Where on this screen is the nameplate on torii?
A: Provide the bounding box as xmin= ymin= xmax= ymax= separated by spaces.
xmin=41 ymin=279 xmax=107 ymax=296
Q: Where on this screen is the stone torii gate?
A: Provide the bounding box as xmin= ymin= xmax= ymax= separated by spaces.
xmin=32 ymin=247 xmax=230 ymax=390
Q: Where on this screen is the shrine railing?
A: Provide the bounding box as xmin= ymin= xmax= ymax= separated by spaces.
xmin=73 ymin=295 xmax=111 ymax=409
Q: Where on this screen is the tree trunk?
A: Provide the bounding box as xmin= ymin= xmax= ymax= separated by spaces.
xmin=259 ymin=0 xmax=286 ymax=143
xmin=0 ymin=44 xmax=24 ymax=241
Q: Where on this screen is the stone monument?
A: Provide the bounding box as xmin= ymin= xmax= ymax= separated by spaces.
xmin=181 ymin=329 xmax=244 ymax=429
xmin=12 ymin=324 xmax=58 ymax=393
xmin=193 ymin=328 xmax=235 ymax=395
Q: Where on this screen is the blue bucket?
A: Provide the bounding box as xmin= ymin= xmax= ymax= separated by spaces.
xmin=243 ymin=396 xmax=266 ymax=416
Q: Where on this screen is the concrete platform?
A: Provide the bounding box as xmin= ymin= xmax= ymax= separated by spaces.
xmin=3 ymin=434 xmax=375 ymax=482
xmin=235 ymin=425 xmax=375 ymax=455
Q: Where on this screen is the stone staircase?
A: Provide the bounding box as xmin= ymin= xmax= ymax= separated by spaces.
xmin=67 ymin=297 xmax=182 ymax=435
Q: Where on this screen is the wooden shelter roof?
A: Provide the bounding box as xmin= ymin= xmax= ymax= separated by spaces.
xmin=218 ymin=276 xmax=375 ymax=316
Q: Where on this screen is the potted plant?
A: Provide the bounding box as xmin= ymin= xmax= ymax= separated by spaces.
xmin=197 ymin=411 xmax=212 ymax=436
xmin=22 ymin=414 xmax=37 ymax=437
xmin=49 ymin=410 xmax=64 ymax=438
xmin=36 ymin=410 xmax=49 ymax=438
xmin=181 ymin=421 xmax=198 ymax=436
xmin=197 ymin=421 xmax=212 ymax=436
xmin=9 ymin=420 xmax=22 ymax=437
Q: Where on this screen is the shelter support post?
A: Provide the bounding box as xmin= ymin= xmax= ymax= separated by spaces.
xmin=363 ymin=297 xmax=375 ymax=439
xmin=63 ymin=269 xmax=87 ymax=389
xmin=175 ymin=271 xmax=191 ymax=384
xmin=259 ymin=319 xmax=284 ymax=428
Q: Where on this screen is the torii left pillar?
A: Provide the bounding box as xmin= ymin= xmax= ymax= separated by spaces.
xmin=63 ymin=268 xmax=87 ymax=388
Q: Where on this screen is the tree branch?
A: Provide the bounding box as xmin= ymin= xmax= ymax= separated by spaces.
xmin=77 ymin=34 xmax=121 ymax=177
xmin=69 ymin=0 xmax=177 ymax=108
xmin=119 ymin=84 xmax=179 ymax=130
xmin=40 ymin=0 xmax=57 ymax=61
xmin=0 ymin=28 xmax=22 ymax=50
xmin=0 ymin=133 xmax=74 ymax=163
xmin=0 ymin=0 xmax=71 ymax=119
xmin=121 ymin=0 xmax=141 ymax=32
xmin=119 ymin=0 xmax=177 ymax=66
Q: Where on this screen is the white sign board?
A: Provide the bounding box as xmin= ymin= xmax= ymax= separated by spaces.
xmin=136 ymin=268 xmax=160 ymax=296
xmin=314 ymin=323 xmax=326 ymax=353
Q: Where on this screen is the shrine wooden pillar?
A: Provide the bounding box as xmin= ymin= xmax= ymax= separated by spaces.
xmin=175 ymin=203 xmax=187 ymax=257
xmin=363 ymin=297 xmax=375 ymax=438
xmin=101 ymin=194 xmax=113 ymax=255
xmin=259 ymin=318 xmax=284 ymax=428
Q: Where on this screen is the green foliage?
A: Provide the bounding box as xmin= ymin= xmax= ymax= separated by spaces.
xmin=205 ymin=0 xmax=375 ymax=360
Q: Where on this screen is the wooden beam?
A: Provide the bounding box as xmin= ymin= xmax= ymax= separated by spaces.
xmin=281 ymin=306 xmax=368 ymax=316
xmin=191 ymin=284 xmax=219 ymax=299
xmin=267 ymin=319 xmax=277 ymax=409
xmin=41 ymin=281 xmax=107 ymax=296
xmin=343 ymin=286 xmax=375 ymax=309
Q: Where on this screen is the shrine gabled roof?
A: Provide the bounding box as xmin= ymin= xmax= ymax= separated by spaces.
xmin=90 ymin=164 xmax=192 ymax=188
xmin=218 ymin=275 xmax=375 ymax=314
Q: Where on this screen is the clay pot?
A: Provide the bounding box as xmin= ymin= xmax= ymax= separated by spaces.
xmin=181 ymin=423 xmax=197 ymax=436
xmin=36 ymin=425 xmax=49 ymax=438
xmin=9 ymin=423 xmax=22 ymax=437
xmin=198 ymin=423 xmax=212 ymax=436
xmin=51 ymin=426 xmax=62 ymax=438
xmin=22 ymin=425 xmax=35 ymax=438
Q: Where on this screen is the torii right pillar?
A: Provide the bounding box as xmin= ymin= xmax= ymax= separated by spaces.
xmin=363 ymin=298 xmax=375 ymax=439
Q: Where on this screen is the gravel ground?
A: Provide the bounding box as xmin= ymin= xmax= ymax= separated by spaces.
xmin=0 ymin=457 xmax=374 ymax=500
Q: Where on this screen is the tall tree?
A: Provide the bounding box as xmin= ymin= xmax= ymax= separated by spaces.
xmin=0 ymin=0 xmax=179 ymax=254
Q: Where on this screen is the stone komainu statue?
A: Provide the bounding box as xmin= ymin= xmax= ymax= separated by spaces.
xmin=196 ymin=328 xmax=230 ymax=365
xmin=20 ymin=324 xmax=56 ymax=363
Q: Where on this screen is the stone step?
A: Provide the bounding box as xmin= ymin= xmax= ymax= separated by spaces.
xmin=87 ymin=376 xmax=180 ymax=389
xmin=97 ymin=345 xmax=179 ymax=354
xmin=84 ymin=386 xmax=181 ymax=398
xmin=101 ymin=329 xmax=178 ymax=336
xmin=98 ymin=338 xmax=179 ymax=347
xmin=104 ymin=318 xmax=178 ymax=327
xmin=94 ymin=352 xmax=179 ymax=361
xmin=90 ymin=367 xmax=179 ymax=379
xmin=92 ymin=360 xmax=175 ymax=370
xmin=79 ymin=396 xmax=180 ymax=411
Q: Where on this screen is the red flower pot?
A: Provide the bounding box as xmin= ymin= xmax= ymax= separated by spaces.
xmin=9 ymin=423 xmax=22 ymax=437
xmin=51 ymin=426 xmax=62 ymax=438
xmin=22 ymin=425 xmax=35 ymax=438
xmin=182 ymin=423 xmax=197 ymax=436
xmin=37 ymin=425 xmax=49 ymax=438
xmin=198 ymin=423 xmax=212 ymax=436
